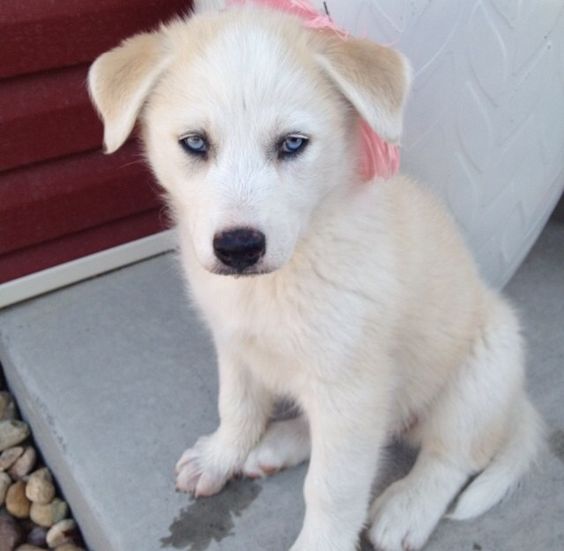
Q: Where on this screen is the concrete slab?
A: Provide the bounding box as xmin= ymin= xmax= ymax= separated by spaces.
xmin=0 ymin=222 xmax=563 ymax=551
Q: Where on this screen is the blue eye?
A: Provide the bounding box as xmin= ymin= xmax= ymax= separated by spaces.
xmin=279 ymin=135 xmax=309 ymax=158
xmin=180 ymin=134 xmax=208 ymax=156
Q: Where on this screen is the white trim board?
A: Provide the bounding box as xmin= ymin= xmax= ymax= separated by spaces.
xmin=0 ymin=230 xmax=176 ymax=309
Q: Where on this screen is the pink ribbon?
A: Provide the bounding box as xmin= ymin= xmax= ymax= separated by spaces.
xmin=228 ymin=0 xmax=348 ymax=37
xmin=226 ymin=0 xmax=400 ymax=181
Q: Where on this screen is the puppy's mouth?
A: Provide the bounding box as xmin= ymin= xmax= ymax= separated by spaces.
xmin=210 ymin=264 xmax=275 ymax=278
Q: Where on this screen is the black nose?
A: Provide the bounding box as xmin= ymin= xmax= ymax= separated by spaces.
xmin=213 ymin=228 xmax=266 ymax=271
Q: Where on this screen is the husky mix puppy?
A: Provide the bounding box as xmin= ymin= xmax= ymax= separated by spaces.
xmin=88 ymin=1 xmax=542 ymax=549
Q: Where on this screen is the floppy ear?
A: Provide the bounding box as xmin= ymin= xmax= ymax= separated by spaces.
xmin=316 ymin=38 xmax=412 ymax=144
xmin=88 ymin=31 xmax=169 ymax=153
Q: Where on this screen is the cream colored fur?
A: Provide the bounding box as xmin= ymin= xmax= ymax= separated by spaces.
xmin=88 ymin=3 xmax=543 ymax=550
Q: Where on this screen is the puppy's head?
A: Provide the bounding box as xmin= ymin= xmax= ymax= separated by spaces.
xmin=88 ymin=0 xmax=410 ymax=276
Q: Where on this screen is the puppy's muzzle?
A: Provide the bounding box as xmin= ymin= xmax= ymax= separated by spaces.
xmin=213 ymin=228 xmax=266 ymax=272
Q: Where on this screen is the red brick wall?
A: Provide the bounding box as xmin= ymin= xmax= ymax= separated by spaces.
xmin=0 ymin=0 xmax=191 ymax=284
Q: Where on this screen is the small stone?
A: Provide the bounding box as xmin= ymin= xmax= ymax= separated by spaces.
xmin=0 ymin=471 xmax=11 ymax=506
xmin=46 ymin=519 xmax=78 ymax=547
xmin=6 ymin=480 xmax=31 ymax=519
xmin=27 ymin=525 xmax=48 ymax=547
xmin=0 ymin=392 xmax=17 ymax=421
xmin=9 ymin=446 xmax=37 ymax=479
xmin=30 ymin=498 xmax=69 ymax=528
xmin=55 ymin=545 xmax=84 ymax=551
xmin=0 ymin=511 xmax=25 ymax=551
xmin=0 ymin=446 xmax=24 ymax=470
xmin=0 ymin=420 xmax=30 ymax=452
xmin=15 ymin=545 xmax=46 ymax=551
xmin=26 ymin=467 xmax=56 ymax=505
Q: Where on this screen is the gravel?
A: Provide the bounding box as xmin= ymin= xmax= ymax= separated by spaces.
xmin=0 ymin=367 xmax=86 ymax=551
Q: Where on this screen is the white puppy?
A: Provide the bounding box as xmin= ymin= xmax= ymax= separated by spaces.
xmin=88 ymin=1 xmax=543 ymax=549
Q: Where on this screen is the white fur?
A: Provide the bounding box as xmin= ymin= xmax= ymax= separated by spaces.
xmin=243 ymin=416 xmax=311 ymax=478
xmin=89 ymin=5 xmax=543 ymax=550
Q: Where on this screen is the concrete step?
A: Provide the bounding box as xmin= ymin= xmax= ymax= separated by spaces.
xmin=0 ymin=223 xmax=563 ymax=551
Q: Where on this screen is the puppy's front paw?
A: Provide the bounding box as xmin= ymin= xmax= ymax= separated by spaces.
xmin=175 ymin=434 xmax=236 ymax=497
xmin=368 ymin=479 xmax=443 ymax=551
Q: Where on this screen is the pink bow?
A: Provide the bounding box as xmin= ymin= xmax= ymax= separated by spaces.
xmin=228 ymin=0 xmax=348 ymax=36
xmin=226 ymin=0 xmax=400 ymax=181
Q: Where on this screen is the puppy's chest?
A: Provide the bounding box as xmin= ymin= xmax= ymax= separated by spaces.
xmin=200 ymin=276 xmax=336 ymax=364
xmin=193 ymin=267 xmax=370 ymax=392
xmin=219 ymin=286 xmax=322 ymax=391
xmin=226 ymin=286 xmax=314 ymax=356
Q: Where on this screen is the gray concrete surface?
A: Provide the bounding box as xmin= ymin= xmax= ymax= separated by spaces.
xmin=0 ymin=222 xmax=563 ymax=551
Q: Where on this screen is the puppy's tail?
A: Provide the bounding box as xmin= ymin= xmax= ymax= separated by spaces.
xmin=448 ymin=396 xmax=544 ymax=520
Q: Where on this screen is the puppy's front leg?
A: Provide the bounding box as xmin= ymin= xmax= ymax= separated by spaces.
xmin=176 ymin=346 xmax=272 ymax=496
xmin=291 ymin=374 xmax=389 ymax=551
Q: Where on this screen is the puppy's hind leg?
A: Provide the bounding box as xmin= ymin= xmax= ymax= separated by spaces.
xmin=448 ymin=392 xmax=543 ymax=520
xmin=243 ymin=415 xmax=311 ymax=478
xmin=369 ymin=298 xmax=542 ymax=551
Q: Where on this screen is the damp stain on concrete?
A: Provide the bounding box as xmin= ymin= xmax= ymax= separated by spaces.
xmin=549 ymin=428 xmax=564 ymax=464
xmin=160 ymin=479 xmax=262 ymax=550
